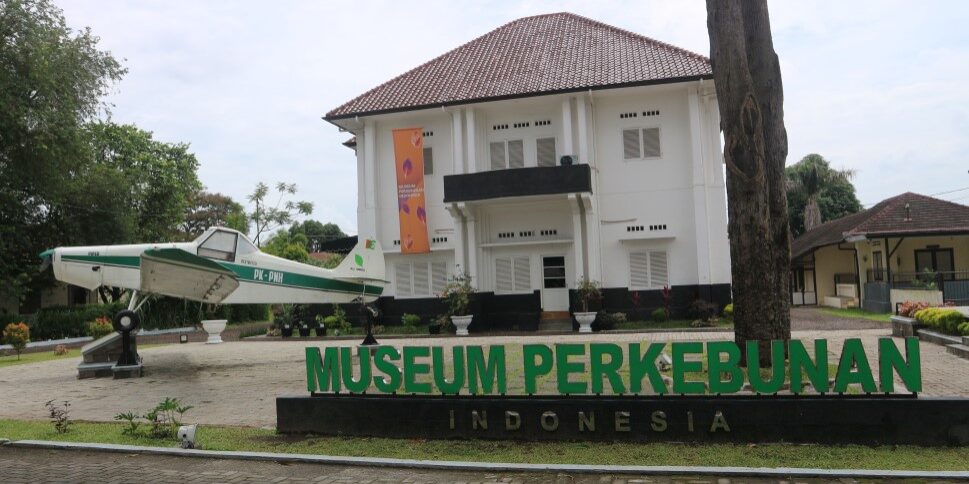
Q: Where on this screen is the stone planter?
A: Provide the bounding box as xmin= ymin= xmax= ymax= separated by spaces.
xmin=451 ymin=315 xmax=473 ymax=336
xmin=574 ymin=312 xmax=597 ymax=333
xmin=201 ymin=319 xmax=227 ymax=344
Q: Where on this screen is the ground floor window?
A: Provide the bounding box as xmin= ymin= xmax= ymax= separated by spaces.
xmin=394 ymin=260 xmax=448 ymax=297
xmin=629 ymin=250 xmax=669 ymax=289
xmin=914 ymin=247 xmax=954 ymax=279
xmin=495 ymin=255 xmax=531 ymax=293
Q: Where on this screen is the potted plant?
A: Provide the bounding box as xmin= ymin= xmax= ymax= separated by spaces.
xmin=274 ymin=305 xmax=294 ymax=338
xmin=313 ymin=314 xmax=327 ymax=336
xmin=441 ymin=272 xmax=475 ymax=336
xmin=574 ymin=278 xmax=601 ymax=333
xmin=298 ymin=321 xmax=311 ymax=337
xmin=200 ymin=304 xmax=227 ymax=344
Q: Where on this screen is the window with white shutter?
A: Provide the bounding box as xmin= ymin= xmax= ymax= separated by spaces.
xmin=495 ymin=256 xmax=531 ymax=293
xmin=536 ymin=137 xmax=556 ymax=167
xmin=508 ymin=140 xmax=524 ymax=168
xmin=649 ymin=251 xmax=669 ymax=287
xmin=621 ymin=127 xmax=662 ymax=160
xmin=513 ymin=255 xmax=530 ymax=290
xmin=423 ymin=147 xmax=433 ymax=175
xmin=642 ymin=128 xmax=661 ymax=158
xmin=395 ymin=262 xmax=412 ymax=297
xmin=395 ymin=260 xmax=448 ymax=298
xmin=622 ymin=129 xmax=640 ymax=160
xmin=431 ymin=261 xmax=447 ymax=294
xmin=629 ymin=250 xmax=669 ymax=289
xmin=490 ymin=141 xmax=506 ymax=170
xmin=488 ymin=139 xmax=526 ymax=170
xmin=629 ymin=252 xmax=649 ymax=288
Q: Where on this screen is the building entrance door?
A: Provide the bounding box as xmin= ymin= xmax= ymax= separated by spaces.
xmin=541 ymin=255 xmax=569 ymax=311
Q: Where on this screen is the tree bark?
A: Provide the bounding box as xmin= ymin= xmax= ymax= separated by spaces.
xmin=706 ymin=0 xmax=791 ymax=364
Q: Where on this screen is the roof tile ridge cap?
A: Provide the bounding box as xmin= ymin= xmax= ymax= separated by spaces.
xmin=560 ymin=12 xmax=711 ymax=63
xmin=849 ymin=193 xmax=912 ymax=235
xmin=325 ymin=17 xmax=526 ymax=118
xmin=908 ymin=191 xmax=969 ymax=211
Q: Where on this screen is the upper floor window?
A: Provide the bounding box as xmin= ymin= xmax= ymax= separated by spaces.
xmin=622 ymin=127 xmax=661 ymax=160
xmin=423 ymin=147 xmax=433 ymax=175
xmin=490 ymin=140 xmax=524 ymax=170
xmin=536 ymin=137 xmax=557 ymax=167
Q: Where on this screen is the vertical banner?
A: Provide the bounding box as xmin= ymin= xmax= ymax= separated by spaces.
xmin=392 ymin=127 xmax=430 ymax=254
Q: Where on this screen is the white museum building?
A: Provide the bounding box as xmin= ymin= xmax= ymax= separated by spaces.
xmin=325 ymin=13 xmax=731 ymax=330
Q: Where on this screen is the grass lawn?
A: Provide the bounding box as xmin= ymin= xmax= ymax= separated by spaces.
xmin=819 ymin=308 xmax=893 ymax=323
xmin=613 ymin=319 xmax=733 ymax=331
xmin=0 ymin=419 xmax=966 ymax=470
xmin=0 ymin=348 xmax=81 ymax=369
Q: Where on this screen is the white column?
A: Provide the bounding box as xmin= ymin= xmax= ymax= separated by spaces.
xmin=688 ymin=88 xmax=712 ymax=287
xmin=576 ymin=96 xmax=589 ymax=165
xmin=362 ymin=119 xmax=378 ymax=239
xmin=451 ymin=109 xmax=464 ymax=175
xmin=465 ymin=108 xmax=477 ymax=173
xmin=446 ymin=204 xmax=465 ymax=274
xmin=568 ymin=194 xmax=586 ymax=280
xmin=463 ymin=205 xmax=479 ymax=285
xmin=561 ymin=98 xmax=574 ymax=157
xmin=584 ymin=194 xmax=602 ymax=282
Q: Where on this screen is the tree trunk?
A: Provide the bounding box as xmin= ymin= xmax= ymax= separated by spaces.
xmin=706 ymin=0 xmax=791 ymax=364
xmin=804 ymin=196 xmax=823 ymax=231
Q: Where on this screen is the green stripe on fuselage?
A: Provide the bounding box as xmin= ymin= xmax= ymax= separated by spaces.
xmin=61 ymin=254 xmax=382 ymax=296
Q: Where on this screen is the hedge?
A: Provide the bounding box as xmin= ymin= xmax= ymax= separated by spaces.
xmin=913 ymin=307 xmax=966 ymax=335
xmin=19 ymin=299 xmax=269 ymax=341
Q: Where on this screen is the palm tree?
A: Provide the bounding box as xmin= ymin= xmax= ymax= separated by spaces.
xmin=787 ymin=154 xmax=855 ymax=232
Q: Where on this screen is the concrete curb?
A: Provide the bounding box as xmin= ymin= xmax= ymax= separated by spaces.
xmin=5 ymin=439 xmax=968 ymax=480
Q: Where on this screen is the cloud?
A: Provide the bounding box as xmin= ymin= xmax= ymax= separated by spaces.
xmin=56 ymin=0 xmax=969 ymax=237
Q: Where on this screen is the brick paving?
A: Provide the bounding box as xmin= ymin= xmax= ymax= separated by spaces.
xmin=0 ymin=310 xmax=966 ymax=426
xmin=0 ymin=447 xmax=921 ymax=483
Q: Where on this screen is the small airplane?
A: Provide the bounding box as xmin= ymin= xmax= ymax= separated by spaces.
xmin=39 ymin=227 xmax=385 ymax=331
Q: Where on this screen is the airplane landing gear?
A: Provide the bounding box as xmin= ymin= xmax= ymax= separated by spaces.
xmin=360 ymin=303 xmax=380 ymax=346
xmin=112 ymin=309 xmax=141 ymax=366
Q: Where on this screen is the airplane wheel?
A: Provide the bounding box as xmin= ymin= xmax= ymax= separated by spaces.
xmin=113 ymin=310 xmax=141 ymax=333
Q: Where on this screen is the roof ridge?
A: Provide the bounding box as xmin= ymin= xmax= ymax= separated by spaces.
xmin=848 ymin=192 xmax=916 ymax=235
xmin=556 ymin=12 xmax=710 ymax=63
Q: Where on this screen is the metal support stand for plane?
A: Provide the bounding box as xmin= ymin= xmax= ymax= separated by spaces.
xmin=359 ymin=300 xmax=380 ymax=346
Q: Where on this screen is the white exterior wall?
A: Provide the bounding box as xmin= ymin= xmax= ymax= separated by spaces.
xmin=348 ymin=81 xmax=730 ymax=299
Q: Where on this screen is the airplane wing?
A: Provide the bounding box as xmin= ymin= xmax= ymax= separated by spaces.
xmin=140 ymin=248 xmax=240 ymax=303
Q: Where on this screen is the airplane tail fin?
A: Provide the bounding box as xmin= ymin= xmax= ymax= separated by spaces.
xmin=331 ymin=238 xmax=386 ymax=285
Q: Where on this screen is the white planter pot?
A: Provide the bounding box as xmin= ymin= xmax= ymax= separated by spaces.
xmin=201 ymin=319 xmax=227 ymax=344
xmin=451 ymin=315 xmax=473 ymax=336
xmin=574 ymin=312 xmax=597 ymax=333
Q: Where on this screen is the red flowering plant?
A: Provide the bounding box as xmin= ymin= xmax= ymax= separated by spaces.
xmin=3 ymin=322 xmax=30 ymax=360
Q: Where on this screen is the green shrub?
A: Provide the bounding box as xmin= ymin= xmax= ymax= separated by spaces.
xmin=86 ymin=317 xmax=114 ymax=339
xmin=650 ymin=308 xmax=668 ymax=323
xmin=401 ymin=313 xmax=421 ymax=328
xmin=32 ymin=302 xmax=125 ymax=340
xmin=959 ymin=322 xmax=969 ymax=336
xmin=322 ymin=306 xmax=351 ymax=335
xmin=914 ymin=308 xmax=966 ymax=334
xmin=227 ymin=304 xmax=270 ymax=323
xmin=723 ymin=303 xmax=734 ymax=320
xmin=594 ymin=312 xmax=625 ymax=331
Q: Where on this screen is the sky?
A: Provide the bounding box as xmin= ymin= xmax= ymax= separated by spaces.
xmin=57 ymin=0 xmax=969 ymax=235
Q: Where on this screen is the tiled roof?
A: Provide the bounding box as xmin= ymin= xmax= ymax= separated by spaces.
xmin=791 ymin=192 xmax=969 ymax=259
xmin=325 ymin=12 xmax=711 ymax=120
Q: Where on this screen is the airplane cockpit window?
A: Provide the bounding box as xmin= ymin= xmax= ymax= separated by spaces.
xmin=236 ymin=235 xmax=258 ymax=256
xmin=198 ymin=230 xmax=238 ymax=261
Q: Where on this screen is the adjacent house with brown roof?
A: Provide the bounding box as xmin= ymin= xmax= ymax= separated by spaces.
xmin=325 ymin=12 xmax=731 ymax=329
xmin=790 ymin=192 xmax=969 ymax=312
